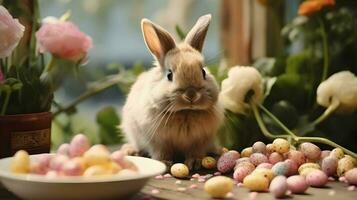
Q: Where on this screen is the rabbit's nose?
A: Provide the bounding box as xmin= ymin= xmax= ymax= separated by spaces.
xmin=183 ymin=87 xmax=199 ymax=103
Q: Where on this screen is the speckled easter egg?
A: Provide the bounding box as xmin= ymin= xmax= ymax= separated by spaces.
xmin=269 ymin=176 xmax=288 ymax=198
xmin=286 ymin=175 xmax=309 ymax=194
xmin=202 ymin=156 xmax=217 ymax=169
xmin=269 ymin=152 xmax=284 ymax=165
xmin=256 ymin=163 xmax=273 ymax=170
xmin=252 ymin=141 xmax=266 ymax=154
xmin=345 ymin=168 xmax=357 ymax=185
xmin=170 ymin=163 xmax=189 ymax=178
xmin=272 ymin=138 xmax=290 ymax=154
xmin=337 ymin=157 xmax=355 ymax=177
xmin=243 ymin=174 xmax=269 ymax=192
xmin=252 ymin=168 xmax=274 ymax=181
xmin=250 ymin=153 xmax=268 ymax=166
xmin=320 ymin=150 xmax=331 ymax=160
xmin=204 ymin=176 xmax=234 ymax=198
xmin=287 ymin=150 xmax=306 ymax=166
xmin=305 ymin=170 xmax=328 ymax=187
xmin=235 ymin=161 xmax=255 ymax=172
xmin=299 ymin=142 xmax=321 ymax=161
xmin=218 ymin=151 xmax=240 ymax=173
xmin=298 ymin=163 xmax=320 ymax=174
xmin=284 ymin=159 xmax=298 ymax=176
xmin=241 ymin=147 xmax=253 ymax=158
xmin=321 ymin=156 xmax=338 ymax=176
xmin=266 ymin=144 xmax=276 ymax=154
xmin=330 ymin=148 xmax=344 ymax=159
xmin=272 ymin=161 xmax=289 ymax=176
xmin=233 ymin=166 xmax=254 ymax=182
xmin=235 ymin=157 xmax=251 ymax=166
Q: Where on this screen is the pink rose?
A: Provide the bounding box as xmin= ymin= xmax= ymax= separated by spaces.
xmin=0 ymin=6 xmax=25 ymax=58
xmin=36 ymin=18 xmax=92 ymax=62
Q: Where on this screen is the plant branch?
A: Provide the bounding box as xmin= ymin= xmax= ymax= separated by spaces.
xmin=1 ymin=89 xmax=11 ymax=115
xmin=44 ymin=56 xmax=55 ymax=72
xmin=312 ymin=100 xmax=339 ymax=126
xmin=319 ymin=17 xmax=329 ymax=81
xmin=53 ymin=75 xmax=126 ymax=117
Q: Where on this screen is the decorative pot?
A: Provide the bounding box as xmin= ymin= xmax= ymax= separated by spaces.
xmin=0 ymin=112 xmax=52 ymax=158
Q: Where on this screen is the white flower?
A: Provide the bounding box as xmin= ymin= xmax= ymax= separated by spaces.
xmin=0 ymin=5 xmax=25 ymax=58
xmin=317 ymin=71 xmax=357 ymax=113
xmin=219 ymin=66 xmax=263 ymax=114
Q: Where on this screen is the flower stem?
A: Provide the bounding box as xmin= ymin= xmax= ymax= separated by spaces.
xmin=258 ymin=104 xmax=299 ymax=141
xmin=319 ymin=17 xmax=329 ymax=81
xmin=312 ymin=99 xmax=339 ymax=126
xmin=44 ymin=56 xmax=55 ymax=72
xmin=251 ymin=102 xmax=290 ymax=140
xmin=1 ymin=89 xmax=11 ymax=115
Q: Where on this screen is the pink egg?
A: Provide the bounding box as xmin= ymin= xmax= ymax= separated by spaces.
xmin=30 ymin=161 xmax=48 ymax=175
xmin=321 ymin=156 xmax=338 ymax=176
xmin=299 ymin=142 xmax=321 ymax=161
xmin=217 ymin=151 xmax=240 ymax=173
xmin=252 ymin=141 xmax=266 ymax=154
xmin=69 ymin=134 xmax=90 ymax=157
xmin=111 ymin=150 xmax=138 ymax=171
xmin=49 ymin=155 xmax=69 ymax=171
xmin=249 ymin=153 xmax=268 ymax=166
xmin=62 ymin=160 xmax=83 ymax=176
xmin=284 ymin=159 xmax=298 ymax=176
xmin=346 ymin=168 xmax=357 ymax=185
xmin=256 ymin=163 xmax=273 ymax=169
xmin=320 ymin=150 xmax=331 ymax=160
xmin=269 ymin=152 xmax=284 ymax=165
xmin=287 ymin=150 xmax=306 ymax=166
xmin=233 ymin=166 xmax=254 ymax=182
xmin=306 ymin=170 xmax=328 ymax=187
xmin=269 ymin=176 xmax=288 ymax=198
xmin=57 ymin=143 xmax=70 ymax=156
xmin=287 ymin=175 xmax=309 ymax=194
xmin=236 ymin=157 xmax=251 ymax=165
xmin=37 ymin=153 xmax=53 ymax=168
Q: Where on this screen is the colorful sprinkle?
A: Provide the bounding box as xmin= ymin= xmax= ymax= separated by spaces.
xmin=177 ymin=187 xmax=187 ymax=192
xmin=347 ymin=185 xmax=355 ymax=191
xmin=151 ymin=189 xmax=160 ymax=194
xmin=328 ymin=190 xmax=336 ymax=196
xmin=155 ymin=175 xmax=163 ymax=180
xmin=189 ymin=184 xmax=198 ymax=189
xmin=175 ymin=180 xmax=182 ymax=184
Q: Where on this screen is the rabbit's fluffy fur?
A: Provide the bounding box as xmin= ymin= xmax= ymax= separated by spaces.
xmin=121 ymin=14 xmax=224 ymax=169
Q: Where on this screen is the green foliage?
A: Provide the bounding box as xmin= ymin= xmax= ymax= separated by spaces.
xmin=96 ymin=106 xmax=123 ymax=144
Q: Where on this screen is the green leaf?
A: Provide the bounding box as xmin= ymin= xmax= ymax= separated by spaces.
xmin=175 ymin=25 xmax=186 ymax=40
xmin=96 ymin=106 xmax=123 ymax=144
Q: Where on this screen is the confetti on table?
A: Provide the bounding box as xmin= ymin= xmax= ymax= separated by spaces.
xmin=339 ymin=176 xmax=347 ymax=183
xmin=249 ymin=192 xmax=258 ymax=200
xmin=328 ymin=190 xmax=336 ymax=196
xmin=189 ymin=184 xmax=198 ymax=189
xmin=214 ymin=171 xmax=221 ymax=176
xmin=177 ymin=187 xmax=187 ymax=192
xmin=175 ymin=180 xmax=182 ymax=184
xmin=225 ymin=192 xmax=234 ymax=198
xmin=155 ymin=175 xmax=163 ymax=180
xmin=347 ymin=186 xmax=355 ymax=191
xmin=204 ymin=174 xmax=213 ymax=179
xmin=151 ymin=189 xmax=160 ymax=194
xmin=198 ymin=178 xmax=206 ymax=183
xmin=237 ymin=183 xmax=244 ymax=187
xmin=192 ymin=173 xmax=200 ymax=178
xmin=163 ymin=173 xmax=172 ymax=178
xmin=190 ymin=178 xmax=195 ymax=181
xmin=286 ymin=190 xmax=292 ymax=196
xmin=328 ymin=177 xmax=335 ymax=181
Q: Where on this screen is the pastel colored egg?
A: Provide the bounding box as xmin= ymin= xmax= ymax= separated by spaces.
xmin=243 ymin=174 xmax=269 ymax=192
xmin=233 ymin=166 xmax=254 ymax=182
xmin=287 ymin=150 xmax=306 ymax=166
xmin=202 ymin=156 xmax=217 ymax=169
xmin=345 ymin=168 xmax=357 ymax=185
xmin=320 ymin=150 xmax=331 ymax=160
xmin=252 ymin=141 xmax=266 ymax=154
xmin=330 ymin=148 xmax=344 ymax=160
xmin=10 ymin=150 xmax=30 ymax=174
xmin=69 ymin=134 xmax=90 ymax=157
xmin=235 ymin=157 xmax=251 ymax=166
xmin=256 ymin=163 xmax=273 ymax=170
xmin=298 ymin=163 xmax=320 ymax=174
xmin=305 ymin=170 xmax=328 ymax=187
xmin=337 ymin=157 xmax=355 ymax=177
xmin=269 ymin=152 xmax=284 ymax=165
xmin=269 ymin=176 xmax=288 ymax=198
xmin=299 ymin=142 xmax=321 ymax=161
xmin=170 ymin=163 xmax=189 ymax=178
xmin=235 ymin=161 xmax=255 ymax=172
xmin=83 ymin=147 xmax=111 ymax=166
xmin=321 ymin=156 xmax=338 ymax=176
xmin=83 ymin=165 xmax=110 ymax=177
xmin=252 ymin=168 xmax=273 ymax=181
xmin=272 ymin=138 xmax=290 ymax=154
xmin=249 ymin=153 xmax=268 ymax=166
xmin=49 ymin=155 xmax=69 ymax=171
xmin=266 ymin=144 xmax=276 ymax=154
xmin=217 ymin=151 xmax=240 ymax=173
xmin=57 ymin=143 xmax=70 ymax=156
xmin=272 ymin=161 xmax=289 ymax=176
xmin=300 ymin=168 xmax=319 ymax=177
xmin=241 ymin=147 xmax=253 ymax=158
xmin=204 ymin=176 xmax=234 ymax=198
xmin=284 ymin=159 xmax=298 ymax=176
xmin=287 ymin=175 xmax=308 ymax=194
xmin=62 ymin=160 xmax=83 ymax=176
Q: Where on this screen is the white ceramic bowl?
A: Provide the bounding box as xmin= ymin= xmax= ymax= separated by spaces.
xmin=0 ymin=155 xmax=166 ymax=200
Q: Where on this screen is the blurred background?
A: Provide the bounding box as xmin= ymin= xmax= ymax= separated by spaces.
xmin=36 ymin=0 xmax=357 ymax=152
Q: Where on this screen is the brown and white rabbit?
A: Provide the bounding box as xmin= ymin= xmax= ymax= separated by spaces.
xmin=121 ymin=14 xmax=224 ymax=169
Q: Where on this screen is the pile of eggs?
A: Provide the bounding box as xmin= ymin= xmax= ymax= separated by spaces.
xmin=169 ymin=138 xmax=357 ymax=198
xmin=10 ymin=134 xmax=138 ymax=177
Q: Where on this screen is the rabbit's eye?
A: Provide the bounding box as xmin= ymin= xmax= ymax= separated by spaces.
xmin=202 ymin=68 xmax=206 ymax=80
xmin=167 ymin=69 xmax=173 ymax=81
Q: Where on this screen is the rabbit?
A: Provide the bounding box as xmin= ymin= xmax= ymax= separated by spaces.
xmin=121 ymin=14 xmax=224 ymax=170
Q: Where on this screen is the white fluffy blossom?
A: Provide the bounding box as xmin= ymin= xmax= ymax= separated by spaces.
xmin=219 ymin=66 xmax=263 ymax=114
xmin=317 ymin=71 xmax=357 ymax=113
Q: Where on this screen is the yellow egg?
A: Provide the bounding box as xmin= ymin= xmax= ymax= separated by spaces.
xmin=243 ymin=174 xmax=269 ymax=191
xmin=337 ymin=157 xmax=355 ymax=177
xmin=204 ymin=176 xmax=234 ymax=198
xmin=298 ymin=163 xmax=320 ymax=174
xmin=105 ymin=162 xmax=122 ymax=174
xmin=252 ymin=168 xmax=274 ymax=181
xmin=220 ymin=147 xmax=229 ymax=155
xmin=83 ymin=165 xmax=110 ymax=177
xmin=299 ymin=167 xmax=319 ymax=176
xmin=266 ymin=144 xmax=276 ymax=154
xmin=202 ymin=156 xmax=217 ymax=169
xmin=344 ymin=155 xmax=357 ymax=166
xmin=241 ymin=147 xmax=253 ymax=158
xmin=330 ymin=148 xmax=344 ymax=160
xmin=170 ymin=163 xmax=189 ymax=178
xmin=273 ymin=138 xmax=290 ymax=154
xmin=83 ymin=149 xmax=111 ymax=166
xmin=10 ymin=150 xmax=30 ymax=174
xmin=72 ymin=157 xmax=88 ymax=171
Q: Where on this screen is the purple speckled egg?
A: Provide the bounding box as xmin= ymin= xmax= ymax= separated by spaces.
xmin=252 ymin=141 xmax=266 ymax=154
xmin=345 ymin=168 xmax=357 ymax=185
xmin=233 ymin=166 xmax=254 ymax=182
xmin=269 ymin=176 xmax=288 ymax=198
xmin=299 ymin=142 xmax=321 ymax=161
xmin=306 ymin=170 xmax=328 ymax=187
xmin=269 ymin=152 xmax=284 ymax=165
xmin=217 ymin=151 xmax=240 ymax=173
xmin=250 ymin=153 xmax=268 ymax=166
xmin=287 ymin=175 xmax=309 ymax=194
xmin=321 ymin=156 xmax=338 ymax=176
xmin=287 ymin=150 xmax=306 ymax=166
xmin=284 ymin=159 xmax=298 ymax=176
xmin=256 ymin=163 xmax=273 ymax=170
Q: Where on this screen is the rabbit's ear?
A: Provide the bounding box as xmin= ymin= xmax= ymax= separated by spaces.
xmin=141 ymin=19 xmax=176 ymax=62
xmin=185 ymin=14 xmax=211 ymax=52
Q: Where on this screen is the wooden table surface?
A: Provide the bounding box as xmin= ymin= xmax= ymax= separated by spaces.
xmin=1 ymin=174 xmax=357 ymax=200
